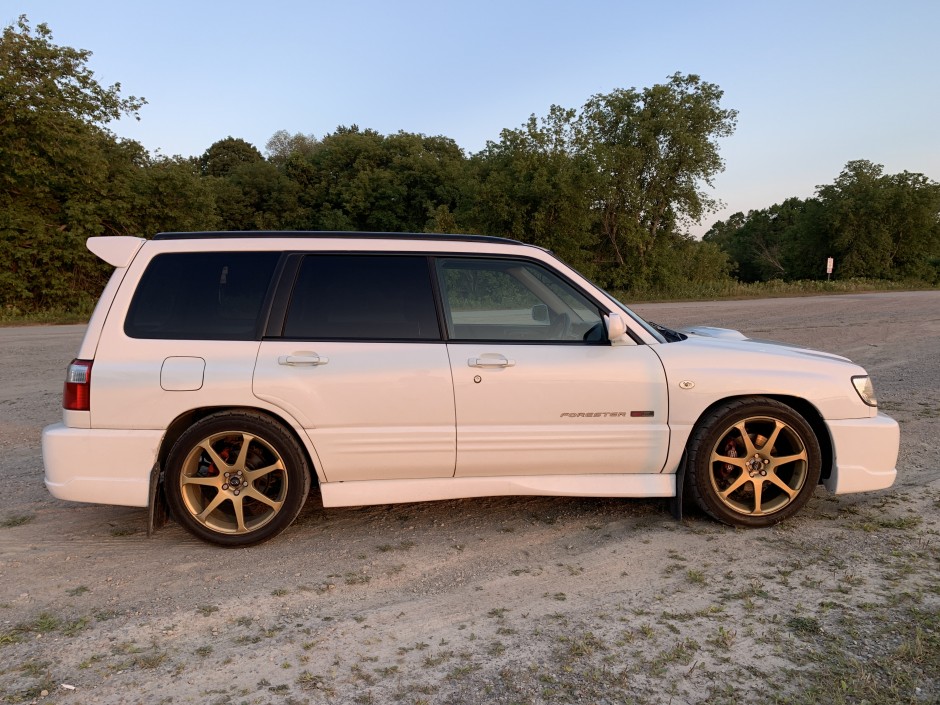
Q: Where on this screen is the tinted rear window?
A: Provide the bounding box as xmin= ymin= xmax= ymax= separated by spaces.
xmin=284 ymin=255 xmax=440 ymax=340
xmin=125 ymin=252 xmax=279 ymax=340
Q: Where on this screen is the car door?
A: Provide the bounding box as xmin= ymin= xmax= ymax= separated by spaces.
xmin=435 ymin=256 xmax=669 ymax=477
xmin=253 ymin=254 xmax=456 ymax=482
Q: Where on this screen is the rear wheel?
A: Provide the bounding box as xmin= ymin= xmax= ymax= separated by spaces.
xmin=165 ymin=412 xmax=310 ymax=546
xmin=687 ymin=398 xmax=821 ymax=527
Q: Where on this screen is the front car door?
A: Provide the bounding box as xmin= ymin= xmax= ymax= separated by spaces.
xmin=435 ymin=256 xmax=669 ymax=477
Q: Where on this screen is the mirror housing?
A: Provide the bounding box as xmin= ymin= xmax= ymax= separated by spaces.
xmin=605 ymin=313 xmax=627 ymax=341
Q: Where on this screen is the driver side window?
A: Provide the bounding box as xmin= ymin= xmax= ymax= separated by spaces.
xmin=435 ymin=258 xmax=604 ymax=343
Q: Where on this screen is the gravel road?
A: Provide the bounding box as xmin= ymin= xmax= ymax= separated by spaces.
xmin=1 ymin=291 xmax=938 ymax=704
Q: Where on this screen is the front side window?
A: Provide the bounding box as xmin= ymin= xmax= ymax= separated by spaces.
xmin=125 ymin=252 xmax=279 ymax=340
xmin=283 ymin=255 xmax=440 ymax=340
xmin=436 ymin=258 xmax=604 ymax=342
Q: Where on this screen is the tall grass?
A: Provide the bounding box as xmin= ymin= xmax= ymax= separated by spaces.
xmin=0 ymin=299 xmax=96 ymax=326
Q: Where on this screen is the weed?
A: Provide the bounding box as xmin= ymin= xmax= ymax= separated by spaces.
xmin=423 ymin=651 xmax=454 ymax=667
xmin=62 ymin=616 xmax=90 ymax=636
xmin=135 ymin=650 xmax=168 ymax=669
xmin=877 ymin=516 xmax=923 ymax=530
xmin=488 ymin=642 xmax=506 ymax=656
xmin=787 ymin=616 xmax=822 ymax=635
xmin=109 ymin=526 xmax=137 ymax=536
xmin=0 ymin=514 xmax=34 ymax=528
xmin=709 ymin=626 xmax=736 ymax=649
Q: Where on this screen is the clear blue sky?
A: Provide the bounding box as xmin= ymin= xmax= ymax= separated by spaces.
xmin=11 ymin=0 xmax=940 ymax=234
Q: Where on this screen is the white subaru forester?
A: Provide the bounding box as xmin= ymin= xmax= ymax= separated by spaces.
xmin=42 ymin=232 xmax=900 ymax=546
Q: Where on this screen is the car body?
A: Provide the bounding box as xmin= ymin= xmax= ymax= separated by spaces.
xmin=41 ymin=232 xmax=899 ymax=545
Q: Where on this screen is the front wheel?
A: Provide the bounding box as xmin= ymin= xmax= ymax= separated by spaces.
xmin=165 ymin=412 xmax=311 ymax=546
xmin=686 ymin=398 xmax=821 ymax=528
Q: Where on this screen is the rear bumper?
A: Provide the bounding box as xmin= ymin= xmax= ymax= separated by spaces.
xmin=42 ymin=423 xmax=163 ymax=507
xmin=824 ymin=413 xmax=899 ymax=494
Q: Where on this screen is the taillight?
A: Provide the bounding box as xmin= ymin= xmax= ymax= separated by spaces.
xmin=63 ymin=359 xmax=93 ymax=411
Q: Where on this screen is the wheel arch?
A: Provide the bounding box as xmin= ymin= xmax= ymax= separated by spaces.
xmin=689 ymin=394 xmax=833 ymax=483
xmin=158 ymin=406 xmax=322 ymax=486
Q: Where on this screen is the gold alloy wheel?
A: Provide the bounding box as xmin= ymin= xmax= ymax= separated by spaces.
xmin=708 ymin=415 xmax=809 ymax=517
xmin=179 ymin=431 xmax=288 ymax=535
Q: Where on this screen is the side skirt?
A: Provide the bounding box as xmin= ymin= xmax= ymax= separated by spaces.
xmin=320 ymin=473 xmax=675 ymax=508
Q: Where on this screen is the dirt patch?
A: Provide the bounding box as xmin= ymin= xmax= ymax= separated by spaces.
xmin=1 ymin=292 xmax=938 ymax=704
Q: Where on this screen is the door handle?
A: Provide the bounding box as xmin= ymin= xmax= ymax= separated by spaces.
xmin=468 ymin=356 xmax=515 ymax=368
xmin=278 ymin=353 xmax=329 ymax=367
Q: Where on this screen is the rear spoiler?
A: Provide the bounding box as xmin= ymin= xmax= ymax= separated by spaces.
xmin=87 ymin=236 xmax=145 ymax=268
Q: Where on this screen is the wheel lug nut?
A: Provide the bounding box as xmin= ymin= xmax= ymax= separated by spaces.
xmin=222 ymin=483 xmax=229 ymax=490
xmin=224 ymin=472 xmax=230 ymax=478
xmin=234 ymin=490 xmax=240 ymax=496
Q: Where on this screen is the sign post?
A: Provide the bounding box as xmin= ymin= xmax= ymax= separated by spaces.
xmin=826 ymin=257 xmax=834 ymax=281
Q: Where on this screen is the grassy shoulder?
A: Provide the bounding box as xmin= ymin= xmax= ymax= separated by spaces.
xmin=618 ymin=277 xmax=940 ymax=304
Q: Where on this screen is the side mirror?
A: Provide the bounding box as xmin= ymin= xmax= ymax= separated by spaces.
xmin=531 ymin=303 xmax=549 ymax=323
xmin=605 ymin=313 xmax=627 ymax=341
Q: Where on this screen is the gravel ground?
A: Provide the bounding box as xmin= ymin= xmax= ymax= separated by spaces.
xmin=1 ymin=291 xmax=938 ymax=705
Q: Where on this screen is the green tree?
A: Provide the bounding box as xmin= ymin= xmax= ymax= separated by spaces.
xmin=282 ymin=126 xmax=470 ymax=233
xmin=0 ymin=16 xmax=146 ymax=311
xmin=211 ymin=159 xmax=303 ymax=230
xmin=131 ymin=155 xmax=219 ymax=234
xmin=265 ymin=129 xmax=318 ymax=167
xmin=705 ymin=198 xmax=808 ymax=282
xmin=199 ymin=137 xmax=264 ymax=178
xmin=816 ymin=160 xmax=940 ymax=280
xmin=576 ymin=73 xmax=737 ymax=288
xmin=468 ymin=107 xmax=598 ymax=274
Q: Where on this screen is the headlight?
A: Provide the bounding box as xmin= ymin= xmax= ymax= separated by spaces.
xmin=852 ymin=375 xmax=877 ymax=407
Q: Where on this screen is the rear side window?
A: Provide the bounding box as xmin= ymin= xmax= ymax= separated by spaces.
xmin=283 ymin=255 xmax=440 ymax=340
xmin=125 ymin=252 xmax=279 ymax=340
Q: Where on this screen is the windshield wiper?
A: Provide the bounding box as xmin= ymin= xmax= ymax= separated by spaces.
xmin=648 ymin=322 xmax=685 ymax=343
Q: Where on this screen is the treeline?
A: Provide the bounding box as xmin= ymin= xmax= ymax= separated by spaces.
xmin=705 ymin=161 xmax=940 ymax=283
xmin=2 ymin=17 xmax=938 ymax=316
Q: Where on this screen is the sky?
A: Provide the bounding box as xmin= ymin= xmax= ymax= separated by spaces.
xmin=10 ymin=0 xmax=940 ymax=235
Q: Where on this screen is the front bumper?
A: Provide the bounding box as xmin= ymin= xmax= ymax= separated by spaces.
xmin=824 ymin=413 xmax=899 ymax=494
xmin=42 ymin=423 xmax=163 ymax=507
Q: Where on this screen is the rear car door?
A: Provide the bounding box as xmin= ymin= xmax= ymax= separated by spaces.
xmin=253 ymin=254 xmax=456 ymax=482
xmin=435 ymin=256 xmax=669 ymax=477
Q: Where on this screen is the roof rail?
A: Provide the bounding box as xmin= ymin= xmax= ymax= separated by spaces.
xmin=152 ymin=231 xmax=526 ymax=246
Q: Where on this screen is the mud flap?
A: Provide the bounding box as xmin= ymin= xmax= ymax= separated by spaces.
xmin=147 ymin=461 xmax=169 ymax=537
xmin=669 ymin=452 xmax=687 ymax=521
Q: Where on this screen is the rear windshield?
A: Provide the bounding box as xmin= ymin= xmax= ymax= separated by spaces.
xmin=124 ymin=252 xmax=279 ymax=340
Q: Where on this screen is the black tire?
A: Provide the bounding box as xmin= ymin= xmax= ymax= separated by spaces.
xmin=165 ymin=411 xmax=311 ymax=547
xmin=686 ymin=398 xmax=821 ymax=528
